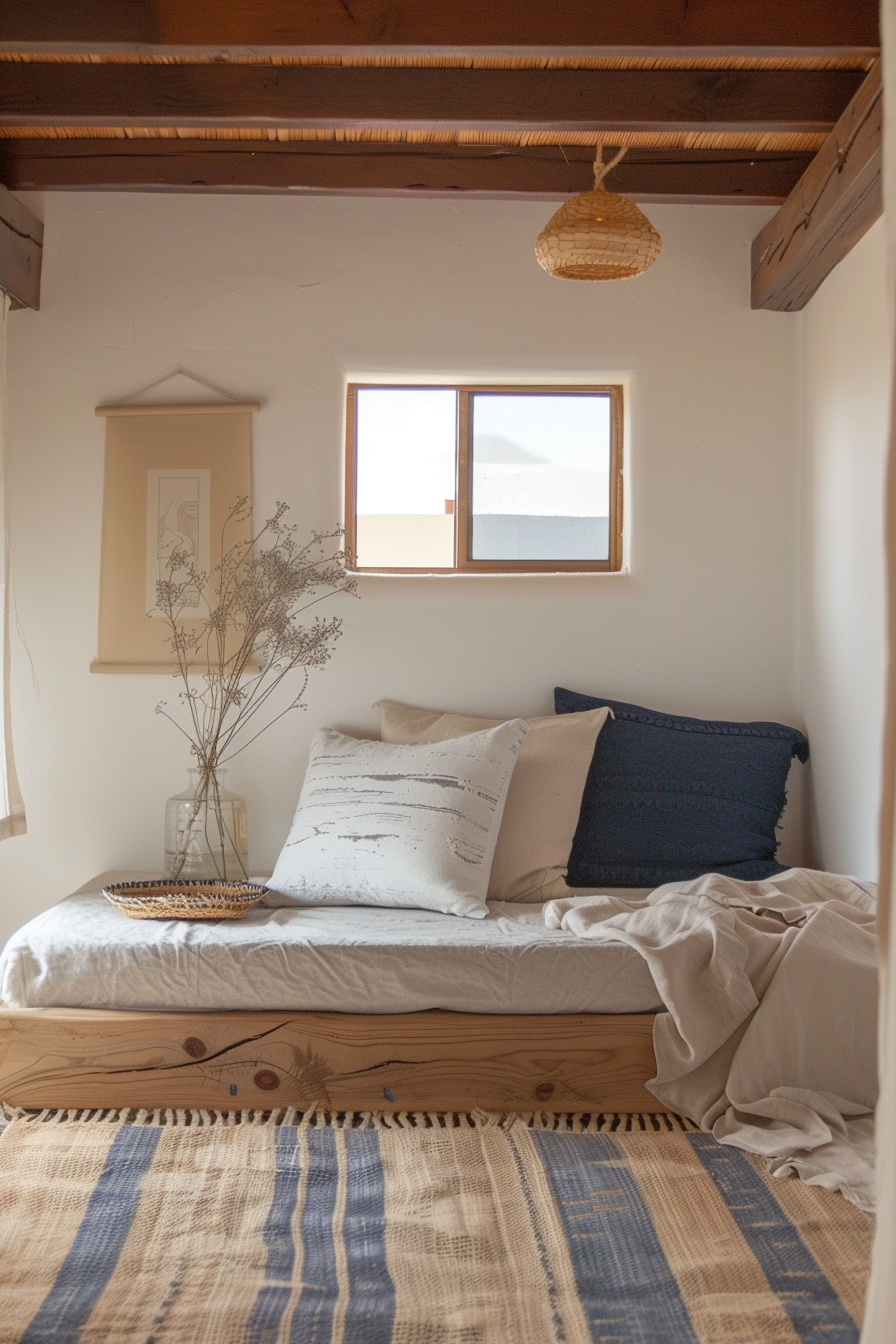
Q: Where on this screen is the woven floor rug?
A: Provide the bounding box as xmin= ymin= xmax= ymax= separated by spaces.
xmin=0 ymin=1109 xmax=873 ymax=1344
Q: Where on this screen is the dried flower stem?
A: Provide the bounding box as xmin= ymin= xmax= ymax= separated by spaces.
xmin=155 ymin=499 xmax=357 ymax=879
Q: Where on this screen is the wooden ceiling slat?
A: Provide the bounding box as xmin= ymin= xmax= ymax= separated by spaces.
xmin=0 ymin=54 xmax=877 ymax=71
xmin=0 ymin=63 xmax=864 ymax=136
xmin=0 ymin=128 xmax=828 ymax=153
xmin=0 ymin=1 xmax=880 ymax=58
xmin=0 ymin=138 xmax=815 ymax=203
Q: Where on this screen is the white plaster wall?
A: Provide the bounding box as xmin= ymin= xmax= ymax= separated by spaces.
xmin=0 ymin=193 xmax=803 ymax=946
xmin=799 ymin=219 xmax=890 ymax=879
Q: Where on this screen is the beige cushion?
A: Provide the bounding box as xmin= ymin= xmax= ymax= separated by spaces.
xmin=376 ymin=699 xmax=611 ymax=902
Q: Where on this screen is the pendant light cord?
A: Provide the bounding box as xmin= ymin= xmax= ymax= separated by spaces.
xmin=593 ymin=143 xmax=628 ymax=187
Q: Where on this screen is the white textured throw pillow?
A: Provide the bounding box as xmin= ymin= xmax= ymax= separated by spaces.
xmin=268 ymin=720 xmax=528 ymax=918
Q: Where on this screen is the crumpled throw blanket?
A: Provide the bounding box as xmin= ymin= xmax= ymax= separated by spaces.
xmin=544 ymin=868 xmax=878 ymax=1211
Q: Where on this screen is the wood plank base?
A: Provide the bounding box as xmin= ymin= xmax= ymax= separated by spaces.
xmin=0 ymin=1008 xmax=665 ymax=1114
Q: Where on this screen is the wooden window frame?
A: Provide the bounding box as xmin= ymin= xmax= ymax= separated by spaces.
xmin=345 ymin=382 xmax=624 ymax=575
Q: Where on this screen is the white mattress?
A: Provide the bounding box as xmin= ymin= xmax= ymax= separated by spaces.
xmin=0 ymin=873 xmax=662 ymax=1015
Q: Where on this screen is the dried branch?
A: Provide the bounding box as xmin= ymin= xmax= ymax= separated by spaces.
xmin=154 ymin=499 xmax=357 ymax=878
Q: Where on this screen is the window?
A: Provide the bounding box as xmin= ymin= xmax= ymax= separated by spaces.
xmin=345 ymin=383 xmax=623 ymax=573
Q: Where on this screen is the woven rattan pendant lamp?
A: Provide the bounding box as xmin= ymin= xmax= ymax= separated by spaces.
xmin=536 ymin=146 xmax=662 ymax=281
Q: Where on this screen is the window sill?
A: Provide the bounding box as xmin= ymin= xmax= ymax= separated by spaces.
xmin=345 ymin=567 xmax=633 ymax=582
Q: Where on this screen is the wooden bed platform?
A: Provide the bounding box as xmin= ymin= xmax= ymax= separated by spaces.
xmin=0 ymin=1008 xmax=664 ymax=1114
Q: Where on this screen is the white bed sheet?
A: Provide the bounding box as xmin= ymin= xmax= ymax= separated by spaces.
xmin=0 ymin=873 xmax=661 ymax=1015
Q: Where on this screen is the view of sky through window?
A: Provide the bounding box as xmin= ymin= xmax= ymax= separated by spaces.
xmin=355 ymin=388 xmax=456 ymax=516
xmin=471 ymin=393 xmax=611 ymax=561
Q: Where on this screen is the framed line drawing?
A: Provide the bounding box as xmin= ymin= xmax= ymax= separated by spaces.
xmin=145 ymin=468 xmax=211 ymax=619
xmin=92 ymin=400 xmax=258 ymax=673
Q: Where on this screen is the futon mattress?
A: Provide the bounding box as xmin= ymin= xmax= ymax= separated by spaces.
xmin=0 ymin=875 xmax=662 ymax=1015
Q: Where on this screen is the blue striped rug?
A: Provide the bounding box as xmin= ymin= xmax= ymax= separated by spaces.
xmin=0 ymin=1110 xmax=872 ymax=1344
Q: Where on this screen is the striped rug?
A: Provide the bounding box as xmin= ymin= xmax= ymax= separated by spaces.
xmin=0 ymin=1110 xmax=872 ymax=1344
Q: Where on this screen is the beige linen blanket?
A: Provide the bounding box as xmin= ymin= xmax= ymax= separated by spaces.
xmin=545 ymin=868 xmax=878 ymax=1210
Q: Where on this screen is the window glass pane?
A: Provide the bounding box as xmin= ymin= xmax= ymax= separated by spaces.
xmin=355 ymin=388 xmax=456 ymax=568
xmin=470 ymin=393 xmax=611 ymax=561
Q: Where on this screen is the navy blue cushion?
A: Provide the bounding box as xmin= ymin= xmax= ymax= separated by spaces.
xmin=554 ymin=687 xmax=809 ymax=888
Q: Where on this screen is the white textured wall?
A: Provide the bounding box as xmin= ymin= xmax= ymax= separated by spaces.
xmin=800 ymin=219 xmax=890 ymax=879
xmin=0 ymin=194 xmax=803 ymax=945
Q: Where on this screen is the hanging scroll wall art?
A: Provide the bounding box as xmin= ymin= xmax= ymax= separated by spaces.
xmin=92 ymin=397 xmax=258 ymax=673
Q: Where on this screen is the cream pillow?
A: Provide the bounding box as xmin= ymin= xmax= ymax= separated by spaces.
xmin=376 ymin=700 xmax=611 ymax=902
xmin=268 ymin=721 xmax=528 ymax=919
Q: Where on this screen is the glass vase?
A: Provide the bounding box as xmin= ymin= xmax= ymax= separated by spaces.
xmin=164 ymin=767 xmax=249 ymax=881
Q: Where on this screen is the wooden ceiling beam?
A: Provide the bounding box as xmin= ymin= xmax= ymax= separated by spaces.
xmin=0 ymin=63 xmax=865 ymax=136
xmin=0 ymin=1 xmax=880 ymax=60
xmin=751 ymin=60 xmax=881 ymax=310
xmin=0 ymin=140 xmax=814 ymax=203
xmin=0 ymin=182 xmax=41 ymax=309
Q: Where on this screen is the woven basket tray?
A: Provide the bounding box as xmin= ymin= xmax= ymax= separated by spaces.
xmin=102 ymin=879 xmax=268 ymax=920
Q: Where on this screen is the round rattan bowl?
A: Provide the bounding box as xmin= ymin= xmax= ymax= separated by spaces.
xmin=102 ymin=879 xmax=268 ymax=920
xmin=535 ymin=182 xmax=662 ymax=281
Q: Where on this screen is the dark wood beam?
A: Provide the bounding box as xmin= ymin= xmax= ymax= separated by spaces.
xmin=0 ymin=63 xmax=864 ymax=135
xmin=0 ymin=182 xmax=41 ymax=309
xmin=751 ymin=60 xmax=881 ymax=311
xmin=0 ymin=1 xmax=880 ymax=59
xmin=0 ymin=140 xmax=814 ymax=203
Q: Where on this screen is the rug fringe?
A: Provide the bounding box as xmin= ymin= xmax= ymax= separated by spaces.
xmin=0 ymin=1103 xmax=698 ymax=1132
